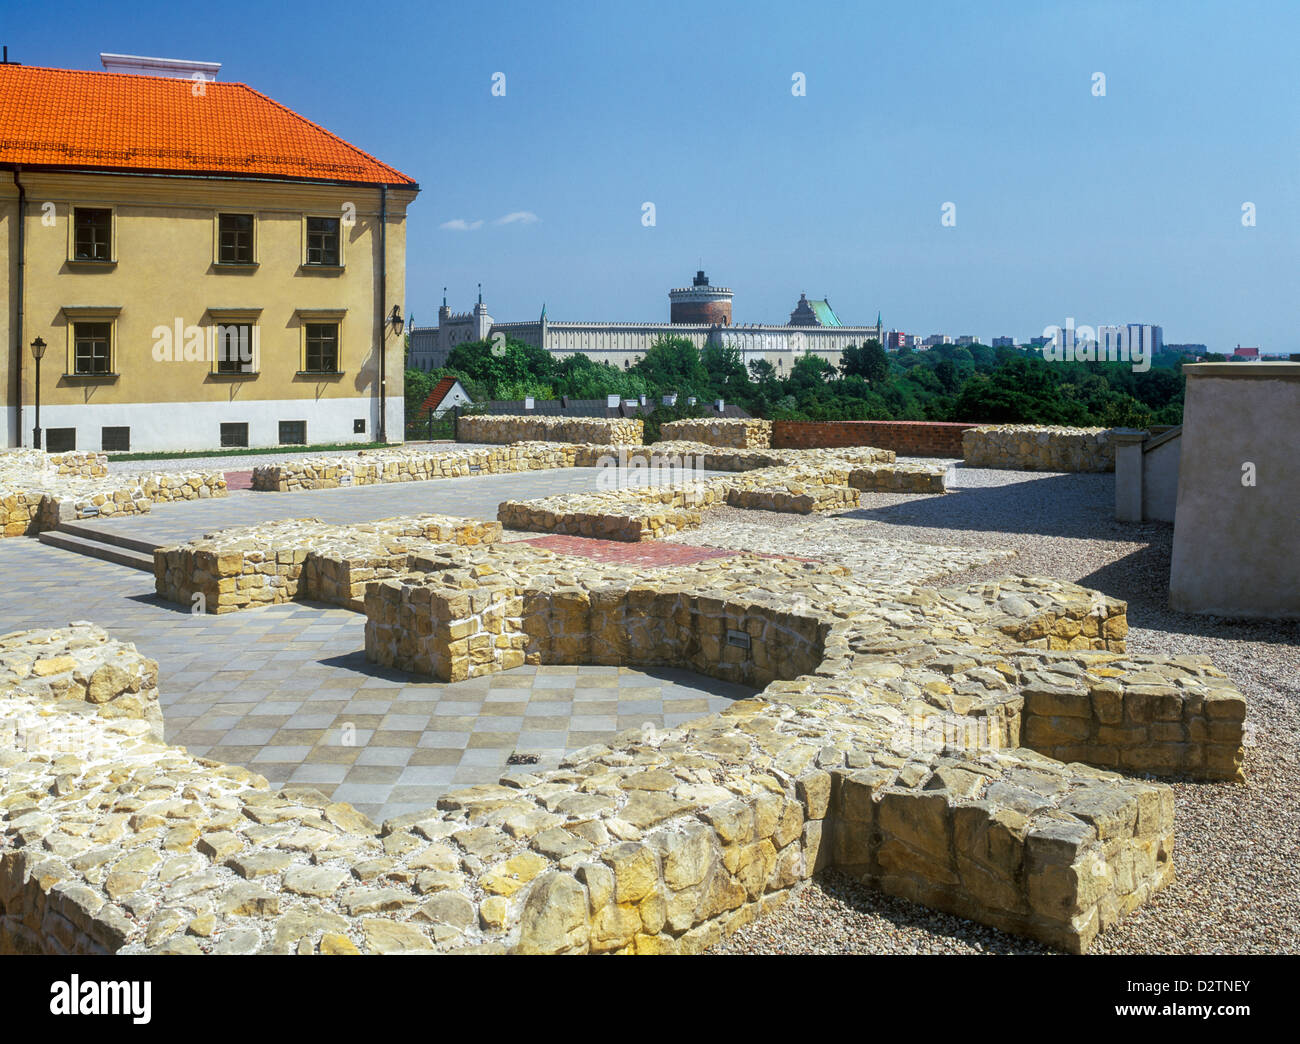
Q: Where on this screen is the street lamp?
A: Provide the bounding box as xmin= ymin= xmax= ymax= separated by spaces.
xmin=387 ymin=306 xmax=404 ymax=337
xmin=30 ymin=337 xmax=46 ymax=449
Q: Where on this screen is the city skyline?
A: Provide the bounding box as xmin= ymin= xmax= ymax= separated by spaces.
xmin=9 ymin=0 xmax=1297 ymax=352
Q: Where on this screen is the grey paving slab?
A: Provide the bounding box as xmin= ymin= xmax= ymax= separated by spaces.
xmin=0 ymin=533 xmax=754 ymax=824
xmin=66 ymin=466 xmax=724 ymax=548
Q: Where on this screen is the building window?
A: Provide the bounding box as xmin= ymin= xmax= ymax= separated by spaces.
xmin=304 ymin=323 xmax=339 ymax=373
xmin=73 ymin=322 xmax=112 ymax=375
xmin=218 ymin=213 xmax=254 ymax=264
xmin=46 ymin=428 xmax=77 ymax=452
xmin=278 ymin=420 xmax=306 ymax=445
xmin=101 ymin=426 xmax=130 ymax=452
xmin=73 ymin=208 xmax=112 ymax=261
xmin=220 ymin=422 xmax=249 ymax=448
xmin=214 ymin=323 xmax=255 ymax=374
xmin=305 ymin=217 xmax=340 ymax=266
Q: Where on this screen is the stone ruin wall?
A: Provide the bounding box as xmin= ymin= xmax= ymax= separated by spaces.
xmin=497 ymin=445 xmax=948 ymax=543
xmin=252 ymin=443 xmax=580 ymax=493
xmin=658 ymin=419 xmax=772 ymax=449
xmin=155 ymin=515 xmax=503 ymax=614
xmin=457 ymin=415 xmax=644 ymax=446
xmin=0 ymin=449 xmax=225 ymax=538
xmin=962 ymin=426 xmax=1118 ymax=472
xmin=0 ymin=560 xmax=1247 ymax=956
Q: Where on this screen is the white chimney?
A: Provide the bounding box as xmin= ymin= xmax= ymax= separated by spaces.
xmin=100 ymin=53 xmax=221 ymax=80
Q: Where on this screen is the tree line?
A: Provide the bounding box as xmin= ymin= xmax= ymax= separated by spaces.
xmin=406 ymin=335 xmax=1187 ymax=431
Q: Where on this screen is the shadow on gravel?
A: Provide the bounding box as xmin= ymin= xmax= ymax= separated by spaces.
xmin=1076 ymin=547 xmax=1300 ymax=645
xmin=743 ymin=870 xmax=1057 ymax=955
xmin=841 ymin=471 xmax=1141 ymax=541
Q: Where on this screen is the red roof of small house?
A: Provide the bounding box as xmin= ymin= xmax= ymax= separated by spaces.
xmin=419 ymin=376 xmax=462 ymax=413
xmin=1232 ymin=346 xmax=1260 ymax=358
xmin=0 ymin=64 xmax=416 ymax=187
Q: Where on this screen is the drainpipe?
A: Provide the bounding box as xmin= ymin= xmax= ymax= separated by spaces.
xmin=12 ymin=167 xmax=24 ymax=448
xmin=378 ymin=184 xmax=388 ymax=443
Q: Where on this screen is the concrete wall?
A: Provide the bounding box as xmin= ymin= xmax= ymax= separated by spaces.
xmin=1142 ymin=429 xmax=1181 ymax=523
xmin=1169 ymin=363 xmax=1300 ymax=618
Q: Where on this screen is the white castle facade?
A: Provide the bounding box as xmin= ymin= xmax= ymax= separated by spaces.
xmin=408 ymin=273 xmax=883 ymax=374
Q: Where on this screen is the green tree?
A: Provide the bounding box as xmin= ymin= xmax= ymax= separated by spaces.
xmin=631 ymin=336 xmax=709 ymax=397
xmin=839 ymin=341 xmax=889 ymax=384
xmin=933 ymin=359 xmax=960 ymax=394
xmin=444 ymin=337 xmax=557 ymax=399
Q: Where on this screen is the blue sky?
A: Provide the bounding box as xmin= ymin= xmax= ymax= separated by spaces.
xmin=13 ymin=0 xmax=1298 ymax=350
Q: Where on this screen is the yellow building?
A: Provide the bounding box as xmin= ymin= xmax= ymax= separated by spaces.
xmin=0 ymin=60 xmax=418 ymax=452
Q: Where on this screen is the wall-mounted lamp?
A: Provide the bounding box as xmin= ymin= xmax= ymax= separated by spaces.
xmin=388 ymin=306 xmax=404 ymax=336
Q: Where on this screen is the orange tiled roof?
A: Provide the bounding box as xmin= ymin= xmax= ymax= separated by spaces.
xmin=0 ymin=64 xmax=416 ymax=187
xmin=419 ymin=376 xmax=461 ymax=413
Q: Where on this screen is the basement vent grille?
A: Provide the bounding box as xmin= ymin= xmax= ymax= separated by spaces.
xmin=726 ymin=629 xmax=751 ymax=650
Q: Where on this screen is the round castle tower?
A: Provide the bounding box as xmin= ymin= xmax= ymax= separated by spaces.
xmin=669 ymin=270 xmax=733 ymax=325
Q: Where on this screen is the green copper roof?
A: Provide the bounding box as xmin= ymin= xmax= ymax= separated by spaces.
xmin=810 ymin=299 xmax=842 ymax=327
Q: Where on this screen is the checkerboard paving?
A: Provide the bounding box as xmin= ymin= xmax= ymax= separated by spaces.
xmin=0 ymin=539 xmax=753 ymax=824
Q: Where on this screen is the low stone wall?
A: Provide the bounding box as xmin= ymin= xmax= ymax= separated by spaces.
xmin=1021 ymin=662 xmax=1246 ymax=780
xmin=773 ymin=420 xmax=975 ymax=457
xmin=962 ymin=426 xmax=1117 ymax=472
xmin=458 ymin=415 xmax=644 ymax=446
xmin=726 ymin=478 xmax=860 ymax=514
xmin=0 ymin=623 xmax=162 ymax=742
xmin=847 ymin=461 xmax=951 ymax=494
xmin=0 ymin=491 xmax=46 ymax=538
xmin=498 ymin=484 xmax=719 ymax=542
xmin=48 ymin=452 xmax=109 ymax=479
xmin=659 ymin=419 xmax=772 ymax=449
xmin=500 ymin=453 xmax=950 ymax=541
xmin=155 ymin=515 xmax=502 ymax=614
xmin=253 ymin=443 xmax=579 ymax=492
xmin=1 ymin=450 xmax=226 ymax=537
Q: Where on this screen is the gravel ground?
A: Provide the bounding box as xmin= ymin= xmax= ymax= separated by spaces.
xmin=701 ymin=461 xmax=1300 ymax=954
xmin=106 ymin=441 xmax=489 ymax=476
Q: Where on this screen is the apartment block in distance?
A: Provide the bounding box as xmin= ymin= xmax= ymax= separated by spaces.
xmin=0 ymin=55 xmax=418 ymax=452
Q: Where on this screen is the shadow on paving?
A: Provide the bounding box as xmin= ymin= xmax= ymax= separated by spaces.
xmin=317 ymin=649 xmax=759 ymax=701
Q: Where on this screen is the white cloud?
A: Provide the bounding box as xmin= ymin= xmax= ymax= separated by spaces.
xmin=440 ymin=218 xmax=484 ymax=231
xmin=495 ymin=211 xmax=540 ymax=226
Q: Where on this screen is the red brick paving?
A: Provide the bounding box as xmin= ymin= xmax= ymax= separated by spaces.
xmin=522 ymin=535 xmax=740 ymax=567
xmin=522 ymin=534 xmax=822 ymax=568
xmin=224 ymin=470 xmax=253 ymax=491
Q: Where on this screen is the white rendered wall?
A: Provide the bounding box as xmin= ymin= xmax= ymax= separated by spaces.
xmin=1169 ymin=365 xmax=1300 ymax=617
xmin=28 ymin=395 xmax=404 ymax=453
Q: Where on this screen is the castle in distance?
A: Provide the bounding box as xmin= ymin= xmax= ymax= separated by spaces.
xmin=408 ymin=271 xmax=884 ymax=373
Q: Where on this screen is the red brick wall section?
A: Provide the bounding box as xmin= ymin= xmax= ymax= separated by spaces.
xmin=772 ymin=420 xmax=977 ymax=457
xmin=669 ymin=300 xmax=732 ymax=325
